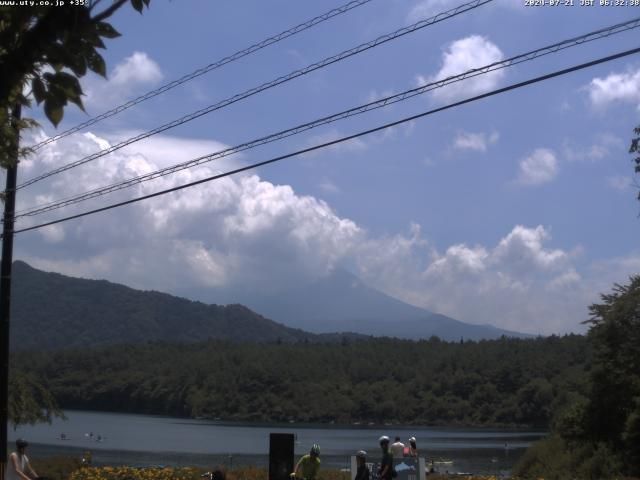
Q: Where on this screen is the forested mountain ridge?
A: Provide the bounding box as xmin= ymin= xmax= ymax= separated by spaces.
xmin=10 ymin=261 xmax=361 ymax=349
xmin=9 ymin=261 xmax=524 ymax=349
xmin=14 ymin=334 xmax=590 ymax=428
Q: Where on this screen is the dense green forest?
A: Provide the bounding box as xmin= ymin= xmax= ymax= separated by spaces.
xmin=14 ymin=334 xmax=588 ymax=428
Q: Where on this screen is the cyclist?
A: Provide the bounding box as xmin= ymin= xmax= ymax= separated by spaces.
xmin=291 ymin=443 xmax=321 ymax=480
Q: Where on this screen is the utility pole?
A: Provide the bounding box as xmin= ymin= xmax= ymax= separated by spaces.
xmin=0 ymin=104 xmax=21 ymax=480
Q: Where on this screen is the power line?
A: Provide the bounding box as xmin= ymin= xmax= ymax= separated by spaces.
xmin=28 ymin=0 xmax=377 ymax=152
xmin=17 ymin=0 xmax=493 ymax=190
xmin=10 ymin=46 xmax=640 ymax=237
xmin=14 ymin=17 xmax=640 ymax=220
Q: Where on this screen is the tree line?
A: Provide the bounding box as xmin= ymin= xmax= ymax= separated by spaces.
xmin=13 ymin=334 xmax=589 ymax=428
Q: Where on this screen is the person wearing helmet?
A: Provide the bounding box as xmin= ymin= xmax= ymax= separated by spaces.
xmin=408 ymin=437 xmax=418 ymax=458
xmin=291 ymin=444 xmax=321 ymax=480
xmin=378 ymin=436 xmax=394 ymax=480
xmin=6 ymin=439 xmax=38 ymax=480
xmin=354 ymin=450 xmax=370 ymax=480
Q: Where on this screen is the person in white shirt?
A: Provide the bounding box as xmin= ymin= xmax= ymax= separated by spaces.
xmin=5 ymin=439 xmax=38 ymax=480
xmin=390 ymin=436 xmax=405 ymax=458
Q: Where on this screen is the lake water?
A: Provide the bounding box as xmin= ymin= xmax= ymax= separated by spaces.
xmin=9 ymin=411 xmax=545 ymax=475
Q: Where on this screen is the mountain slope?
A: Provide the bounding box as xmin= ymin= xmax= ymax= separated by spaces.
xmin=9 ymin=261 xmax=330 ymax=350
xmin=180 ymin=268 xmax=530 ymax=341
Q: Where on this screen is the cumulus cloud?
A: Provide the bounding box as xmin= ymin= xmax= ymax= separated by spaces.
xmin=356 ymin=225 xmax=626 ymax=334
xmin=82 ymin=51 xmax=163 ymax=111
xmin=16 ymin=130 xmax=362 ymax=292
xmin=493 ymin=225 xmax=566 ymax=271
xmin=516 ymin=148 xmax=558 ymax=185
xmin=14 ymin=131 xmax=639 ymax=335
xmin=453 ymin=130 xmax=499 ymax=152
xmin=585 ymin=66 xmax=640 ymax=110
xmin=419 ymin=36 xmax=505 ymax=103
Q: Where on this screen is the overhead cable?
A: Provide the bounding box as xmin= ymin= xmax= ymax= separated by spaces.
xmin=10 ymin=46 xmax=640 ymax=236
xmin=17 ymin=0 xmax=493 ymax=190
xmin=14 ymin=17 xmax=640 ymax=219
xmin=28 ymin=0 xmax=377 ymax=152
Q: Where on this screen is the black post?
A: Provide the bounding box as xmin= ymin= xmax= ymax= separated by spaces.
xmin=0 ymin=104 xmax=21 ymax=479
xmin=269 ymin=433 xmax=295 ymax=480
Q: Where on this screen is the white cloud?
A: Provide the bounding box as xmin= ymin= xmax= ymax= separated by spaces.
xmin=14 ymin=131 xmax=640 ymax=335
xmin=16 ymin=130 xmax=362 ymax=291
xmin=408 ymin=0 xmax=456 ymax=20
xmin=586 ymin=66 xmax=640 ymax=110
xmin=318 ymin=179 xmax=340 ymax=194
xmin=563 ymin=133 xmax=624 ymax=162
xmin=355 ymin=225 xmax=582 ymax=334
xmin=356 ymin=225 xmax=624 ymax=334
xmin=517 ymin=148 xmax=558 ymax=185
xmin=110 ymin=52 xmax=163 ymax=87
xmin=453 ymin=130 xmax=499 ymax=152
xmin=82 ymin=51 xmax=163 ymax=111
xmin=426 ymin=244 xmax=489 ymax=276
xmin=492 ymin=225 xmax=566 ymax=271
xmin=422 ymin=36 xmax=505 ymax=103
xmin=606 ymin=175 xmax=634 ymax=192
xmin=407 ymin=0 xmax=522 ymax=21
xmin=547 ymin=269 xmax=581 ymax=290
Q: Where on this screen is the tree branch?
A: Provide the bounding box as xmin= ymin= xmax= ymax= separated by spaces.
xmin=92 ymin=0 xmax=128 ymax=22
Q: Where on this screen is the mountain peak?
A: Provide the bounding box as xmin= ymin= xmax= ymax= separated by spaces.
xmin=182 ymin=267 xmax=531 ymax=341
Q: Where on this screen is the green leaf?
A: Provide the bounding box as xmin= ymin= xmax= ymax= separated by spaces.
xmin=67 ymin=95 xmax=85 ymax=113
xmin=45 ymin=43 xmax=74 ymax=68
xmin=68 ymin=54 xmax=87 ymax=77
xmin=52 ymin=72 xmax=83 ymax=97
xmin=86 ymin=50 xmax=106 ymax=77
xmin=95 ymin=21 xmax=121 ymax=39
xmin=131 ymin=0 xmax=144 ymax=12
xmin=85 ymin=32 xmax=106 ymax=49
xmin=47 ymin=73 xmax=85 ymax=112
xmin=44 ymin=96 xmax=64 ymax=127
xmin=32 ymin=76 xmax=46 ymax=104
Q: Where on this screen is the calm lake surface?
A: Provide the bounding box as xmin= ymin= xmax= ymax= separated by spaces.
xmin=10 ymin=410 xmax=545 ymax=475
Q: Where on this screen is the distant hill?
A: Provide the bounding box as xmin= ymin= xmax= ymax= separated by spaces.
xmin=9 ymin=261 xmax=362 ymax=350
xmin=179 ymin=268 xmax=531 ymax=341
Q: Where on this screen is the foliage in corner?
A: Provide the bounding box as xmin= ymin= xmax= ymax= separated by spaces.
xmin=8 ymin=370 xmax=65 ymax=429
xmin=514 ymin=276 xmax=640 ymax=479
xmin=0 ymin=0 xmax=151 ymax=168
xmin=1 ymin=0 xmax=151 ymax=427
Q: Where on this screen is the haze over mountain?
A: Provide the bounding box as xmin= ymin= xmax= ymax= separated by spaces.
xmin=178 ymin=268 xmax=530 ymax=341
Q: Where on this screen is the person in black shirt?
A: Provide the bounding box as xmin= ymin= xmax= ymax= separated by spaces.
xmin=354 ymin=450 xmax=370 ymax=480
xmin=378 ymin=436 xmax=393 ymax=480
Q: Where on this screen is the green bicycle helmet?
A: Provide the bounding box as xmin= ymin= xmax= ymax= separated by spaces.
xmin=310 ymin=444 xmax=321 ymax=456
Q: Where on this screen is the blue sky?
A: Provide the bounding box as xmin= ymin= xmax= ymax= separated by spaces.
xmin=12 ymin=0 xmax=640 ymax=334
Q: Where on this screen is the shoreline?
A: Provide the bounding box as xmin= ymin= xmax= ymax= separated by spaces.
xmin=39 ymin=409 xmax=552 ymax=433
